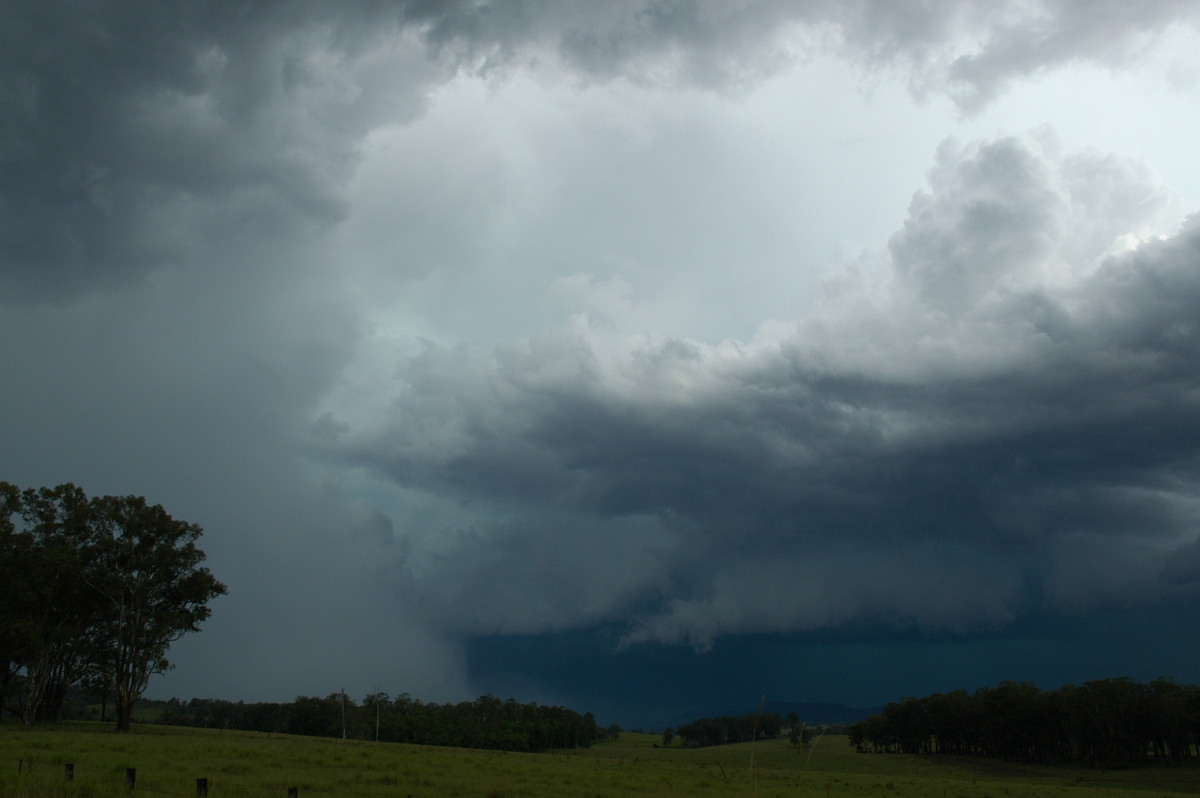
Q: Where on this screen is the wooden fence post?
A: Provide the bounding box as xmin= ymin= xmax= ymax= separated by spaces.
xmin=65 ymin=763 xmax=74 ymax=781
xmin=196 ymin=777 xmax=208 ymax=797
xmin=126 ymin=767 xmax=137 ymax=791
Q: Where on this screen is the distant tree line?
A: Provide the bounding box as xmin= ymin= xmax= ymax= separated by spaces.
xmin=674 ymin=711 xmax=784 ymax=748
xmin=141 ymin=692 xmax=604 ymax=752
xmin=1 ymin=482 xmax=225 ymax=732
xmin=849 ymin=678 xmax=1200 ymax=768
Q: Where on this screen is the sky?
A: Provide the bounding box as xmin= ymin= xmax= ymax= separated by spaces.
xmin=3 ymin=0 xmax=1200 ymax=730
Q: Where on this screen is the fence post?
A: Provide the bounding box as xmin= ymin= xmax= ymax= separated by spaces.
xmin=66 ymin=763 xmax=75 ymax=781
xmin=196 ymin=777 xmax=208 ymax=797
xmin=126 ymin=767 xmax=137 ymax=791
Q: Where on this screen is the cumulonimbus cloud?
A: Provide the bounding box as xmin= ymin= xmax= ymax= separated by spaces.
xmin=324 ymin=133 xmax=1200 ymax=648
xmin=5 ymin=0 xmax=1199 ymax=700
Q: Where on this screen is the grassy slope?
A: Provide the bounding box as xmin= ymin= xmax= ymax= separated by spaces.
xmin=2 ymin=722 xmax=1198 ymax=798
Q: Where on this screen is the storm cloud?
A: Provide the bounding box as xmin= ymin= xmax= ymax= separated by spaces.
xmin=6 ymin=0 xmax=1196 ymax=296
xmin=325 ymin=134 xmax=1200 ymax=653
xmin=3 ymin=1 xmax=1200 ymax=721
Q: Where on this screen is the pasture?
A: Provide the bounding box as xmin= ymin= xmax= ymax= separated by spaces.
xmin=2 ymin=722 xmax=1198 ymax=798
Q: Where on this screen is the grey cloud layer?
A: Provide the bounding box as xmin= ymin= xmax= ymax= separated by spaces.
xmin=4 ymin=0 xmax=1199 ymax=701
xmin=0 ymin=1 xmax=437 ymax=298
xmin=6 ymin=0 xmax=1193 ymax=297
xmin=330 ymin=136 xmax=1200 ymax=648
xmin=403 ymin=0 xmax=1199 ymax=104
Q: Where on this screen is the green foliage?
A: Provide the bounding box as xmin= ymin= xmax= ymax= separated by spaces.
xmin=675 ymin=711 xmax=783 ymax=747
xmin=1 ymin=484 xmax=100 ymax=725
xmin=133 ymin=692 xmax=603 ymax=753
xmin=87 ymin=493 xmax=226 ymax=732
xmin=849 ymin=677 xmax=1200 ymax=768
xmin=0 ymin=482 xmax=225 ymax=731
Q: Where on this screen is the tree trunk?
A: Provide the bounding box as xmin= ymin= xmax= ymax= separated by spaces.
xmin=114 ymin=686 xmax=134 ymax=732
xmin=113 ymin=654 xmax=136 ymax=731
xmin=20 ymin=655 xmax=54 ymax=727
xmin=113 ymin=661 xmax=139 ymax=732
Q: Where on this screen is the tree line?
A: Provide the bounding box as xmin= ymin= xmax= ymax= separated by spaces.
xmin=673 ymin=711 xmax=784 ymax=748
xmin=1 ymin=482 xmax=226 ymax=731
xmin=848 ymin=678 xmax=1200 ymax=768
xmin=140 ymin=692 xmax=605 ymax=752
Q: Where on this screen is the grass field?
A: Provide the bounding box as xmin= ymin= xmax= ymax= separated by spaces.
xmin=2 ymin=722 xmax=1198 ymax=798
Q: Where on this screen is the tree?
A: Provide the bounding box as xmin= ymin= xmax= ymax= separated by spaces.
xmin=1 ymin=483 xmax=104 ymax=724
xmin=289 ymin=694 xmax=343 ymax=737
xmin=0 ymin=484 xmax=224 ymax=730
xmin=0 ymin=482 xmax=22 ymax=719
xmin=85 ymin=494 xmax=226 ymax=731
xmin=661 ymin=727 xmax=674 ymax=746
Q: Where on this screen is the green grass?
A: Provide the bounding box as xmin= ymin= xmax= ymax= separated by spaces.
xmin=2 ymin=722 xmax=1198 ymax=798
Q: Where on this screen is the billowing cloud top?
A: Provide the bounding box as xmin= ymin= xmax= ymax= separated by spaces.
xmin=3 ymin=0 xmax=1200 ymax=709
xmin=322 ymin=133 xmax=1200 ymax=651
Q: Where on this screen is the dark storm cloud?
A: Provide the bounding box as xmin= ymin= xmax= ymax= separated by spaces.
xmin=6 ymin=0 xmax=1192 ymax=298
xmin=0 ymin=0 xmax=435 ymax=299
xmin=0 ymin=0 xmax=464 ymax=699
xmin=331 ymin=134 xmax=1200 ymax=650
xmin=5 ymin=0 xmax=1199 ymax=706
